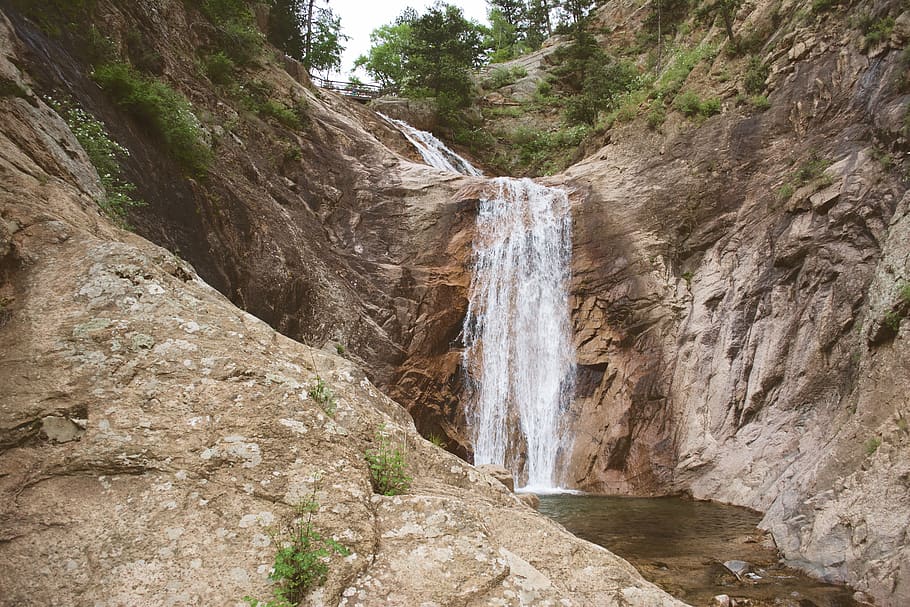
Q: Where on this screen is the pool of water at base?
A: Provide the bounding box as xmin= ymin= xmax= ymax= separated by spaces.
xmin=537 ymin=494 xmax=860 ymax=607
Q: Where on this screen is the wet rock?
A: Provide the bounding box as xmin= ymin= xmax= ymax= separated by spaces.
xmin=723 ymin=560 xmax=751 ymax=580
xmin=517 ymin=493 xmax=541 ymax=510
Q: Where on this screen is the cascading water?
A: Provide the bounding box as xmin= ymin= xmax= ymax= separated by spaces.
xmin=385 ymin=115 xmax=575 ymax=491
xmin=462 ymin=179 xmax=575 ymax=491
xmin=379 ymin=113 xmax=483 ymax=176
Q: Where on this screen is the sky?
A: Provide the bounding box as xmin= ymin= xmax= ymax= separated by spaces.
xmin=327 ymin=0 xmax=491 ymax=80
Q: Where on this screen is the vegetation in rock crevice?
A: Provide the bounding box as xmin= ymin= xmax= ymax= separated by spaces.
xmin=46 ymin=95 xmax=144 ymax=225
xmin=365 ymin=426 xmax=412 ymax=496
xmin=244 ymin=481 xmax=350 ymax=607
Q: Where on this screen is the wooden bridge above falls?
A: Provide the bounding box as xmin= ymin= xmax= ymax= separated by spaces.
xmin=312 ymin=77 xmax=388 ymax=103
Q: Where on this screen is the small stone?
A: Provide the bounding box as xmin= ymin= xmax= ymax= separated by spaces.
xmin=723 ymin=560 xmax=750 ymax=580
xmin=516 ymin=493 xmax=540 ymax=509
xmin=713 ymin=594 xmax=731 ymax=607
xmin=476 ymin=464 xmax=515 ymax=492
xmin=40 ymin=416 xmax=85 ymax=443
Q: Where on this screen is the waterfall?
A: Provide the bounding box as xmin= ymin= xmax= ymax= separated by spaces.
xmin=462 ymin=179 xmax=575 ymax=491
xmin=385 ymin=115 xmax=575 ymax=491
xmin=379 ymin=113 xmax=483 ymax=176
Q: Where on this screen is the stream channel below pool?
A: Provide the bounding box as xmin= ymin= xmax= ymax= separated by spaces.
xmin=537 ymin=494 xmax=860 ymax=607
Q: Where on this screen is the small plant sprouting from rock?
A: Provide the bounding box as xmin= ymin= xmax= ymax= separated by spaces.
xmin=365 ymin=426 xmax=411 ymax=496
xmin=244 ymin=480 xmax=350 ymax=607
xmin=335 ymin=343 xmax=345 ymax=355
xmin=776 ymin=152 xmax=833 ymax=201
xmin=427 ymin=433 xmax=447 ymax=449
xmin=864 ymin=436 xmax=881 ymax=456
xmin=308 ymin=376 xmax=337 ymax=416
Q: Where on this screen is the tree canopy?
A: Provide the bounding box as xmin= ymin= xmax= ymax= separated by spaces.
xmin=267 ymin=0 xmax=347 ymax=74
xmin=356 ymin=2 xmax=486 ymax=111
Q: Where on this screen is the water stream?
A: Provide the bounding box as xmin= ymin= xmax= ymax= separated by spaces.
xmin=383 ymin=115 xmax=575 ymax=490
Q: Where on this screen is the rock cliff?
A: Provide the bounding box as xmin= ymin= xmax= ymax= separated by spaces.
xmin=2 ymin=0 xmax=909 ymax=605
xmin=0 ymin=8 xmax=686 ymax=606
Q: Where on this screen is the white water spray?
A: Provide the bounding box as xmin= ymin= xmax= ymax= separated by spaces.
xmin=462 ymin=178 xmax=575 ymax=490
xmin=379 ymin=113 xmax=483 ymax=176
xmin=385 ymin=115 xmax=575 ymax=490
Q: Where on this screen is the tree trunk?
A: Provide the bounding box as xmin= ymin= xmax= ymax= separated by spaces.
xmin=721 ymin=3 xmax=737 ymax=50
xmin=304 ymin=0 xmax=315 ymax=70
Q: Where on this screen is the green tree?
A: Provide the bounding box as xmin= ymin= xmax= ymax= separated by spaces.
xmin=267 ymin=0 xmax=347 ymax=74
xmin=489 ymin=0 xmax=527 ymax=27
xmin=525 ymin=0 xmax=554 ymax=48
xmin=558 ymin=0 xmax=595 ymax=35
xmin=307 ymin=6 xmax=347 ymax=74
xmin=487 ymin=8 xmax=521 ymax=62
xmin=267 ymin=0 xmax=306 ymax=59
xmin=354 ymin=22 xmax=412 ymax=89
xmin=401 ymin=2 xmax=486 ymax=111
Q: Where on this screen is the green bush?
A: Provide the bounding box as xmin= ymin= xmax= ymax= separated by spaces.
xmin=365 ymin=426 xmax=411 ymax=496
xmin=244 ymin=483 xmax=349 ymax=607
xmin=811 ymin=0 xmax=846 ymax=13
xmin=862 ymin=16 xmax=895 ymax=50
xmin=92 ymin=62 xmax=212 ymax=175
xmin=673 ymin=91 xmax=720 ymax=118
xmin=743 ymin=55 xmax=769 ymax=94
xmin=203 ymin=51 xmax=236 ymax=85
xmin=646 ymin=100 xmax=666 ymax=129
xmin=482 ymin=66 xmax=528 ymax=90
xmin=259 ymin=99 xmax=303 ymax=129
xmin=47 ymin=96 xmax=143 ymax=225
xmin=864 ymin=436 xmax=881 ymax=455
xmin=750 ymin=95 xmax=771 ymax=110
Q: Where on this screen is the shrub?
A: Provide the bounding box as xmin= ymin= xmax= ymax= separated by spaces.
xmin=365 ymin=426 xmax=411 ymax=496
xmin=482 ymin=66 xmax=528 ymax=90
xmin=308 ymin=375 xmax=337 ymax=416
xmin=673 ymin=90 xmax=720 ymax=117
xmin=743 ymin=55 xmax=769 ymax=94
xmin=92 ymin=62 xmax=212 ymax=175
xmin=259 ymin=99 xmax=303 ymax=129
xmin=864 ymin=436 xmax=881 ymax=455
xmin=750 ymin=95 xmax=771 ymax=110
xmin=646 ymin=101 xmax=666 ymax=129
xmin=244 ymin=482 xmax=349 ymax=607
xmin=861 ymin=16 xmax=895 ymax=50
xmin=47 ymin=95 xmax=143 ymax=225
xmin=203 ymin=51 xmax=236 ymax=85
xmin=812 ymin=0 xmax=846 ymax=13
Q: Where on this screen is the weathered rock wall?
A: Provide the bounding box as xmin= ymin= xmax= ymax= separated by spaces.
xmin=552 ymin=1 xmax=910 ymax=603
xmin=0 ymin=9 xmax=688 ymax=606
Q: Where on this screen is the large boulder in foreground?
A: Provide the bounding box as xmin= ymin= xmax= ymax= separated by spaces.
xmin=0 ymin=57 xmax=685 ymax=607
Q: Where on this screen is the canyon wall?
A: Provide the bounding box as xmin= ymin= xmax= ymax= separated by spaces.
xmin=0 ymin=7 xmax=688 ymax=606
xmin=553 ymin=1 xmax=910 ymax=603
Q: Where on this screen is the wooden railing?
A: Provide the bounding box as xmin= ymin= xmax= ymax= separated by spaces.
xmin=312 ymin=77 xmax=391 ymax=102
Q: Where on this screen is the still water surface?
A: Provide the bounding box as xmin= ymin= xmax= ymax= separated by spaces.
xmin=538 ymin=494 xmax=859 ymax=607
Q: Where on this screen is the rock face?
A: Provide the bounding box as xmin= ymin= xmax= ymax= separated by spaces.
xmin=548 ymin=1 xmax=910 ymax=604
xmin=0 ymin=16 xmax=686 ymax=606
xmin=2 ymin=0 xmax=910 ymax=605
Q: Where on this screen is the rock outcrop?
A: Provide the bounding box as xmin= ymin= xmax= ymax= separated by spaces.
xmin=547 ymin=1 xmax=910 ymax=604
xmin=0 ymin=13 xmax=686 ymax=606
xmin=2 ymin=0 xmax=910 ymax=605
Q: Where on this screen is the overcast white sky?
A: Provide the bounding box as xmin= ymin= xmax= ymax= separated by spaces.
xmin=328 ymin=0 xmax=491 ymax=80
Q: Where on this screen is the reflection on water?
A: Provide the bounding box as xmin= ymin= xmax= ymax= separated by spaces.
xmin=538 ymin=494 xmax=859 ymax=607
